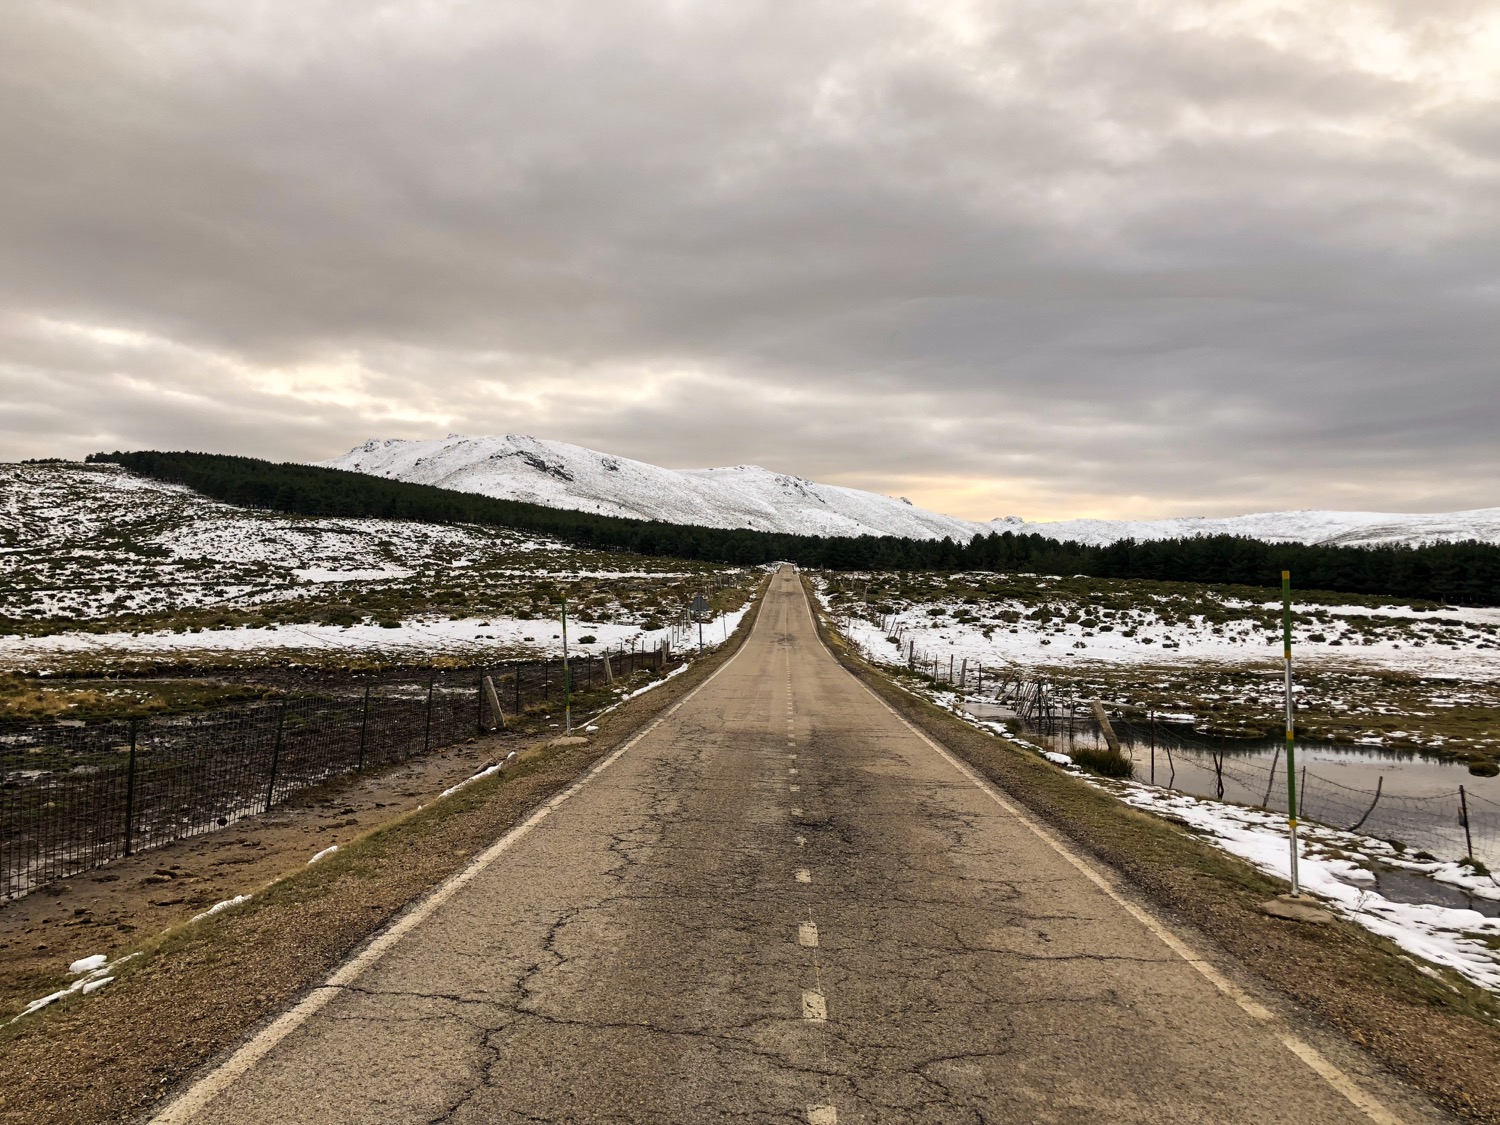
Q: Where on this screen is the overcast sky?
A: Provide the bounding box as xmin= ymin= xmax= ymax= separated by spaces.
xmin=3 ymin=1 xmax=1496 ymax=521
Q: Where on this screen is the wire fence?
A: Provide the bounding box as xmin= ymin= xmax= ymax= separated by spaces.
xmin=1018 ymin=695 xmax=1500 ymax=869
xmin=0 ymin=644 xmax=679 ymax=901
xmin=860 ymin=629 xmax=1500 ymax=869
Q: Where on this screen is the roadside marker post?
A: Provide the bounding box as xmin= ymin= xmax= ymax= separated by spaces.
xmin=558 ymin=594 xmax=567 ymax=735
xmin=1283 ymin=570 xmax=1301 ymax=896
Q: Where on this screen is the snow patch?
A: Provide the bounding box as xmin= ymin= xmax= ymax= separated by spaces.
xmin=190 ymin=894 xmax=251 ymax=923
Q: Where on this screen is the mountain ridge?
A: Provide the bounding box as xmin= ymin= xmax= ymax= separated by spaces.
xmin=322 ymin=435 xmax=1500 ymax=548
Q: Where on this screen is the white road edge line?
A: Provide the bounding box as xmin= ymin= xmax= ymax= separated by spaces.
xmin=820 ymin=612 xmax=1406 ymax=1125
xmin=148 ymin=617 xmax=757 ymax=1125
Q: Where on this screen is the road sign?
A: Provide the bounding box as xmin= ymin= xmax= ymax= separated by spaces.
xmin=690 ymin=594 xmax=709 ymax=618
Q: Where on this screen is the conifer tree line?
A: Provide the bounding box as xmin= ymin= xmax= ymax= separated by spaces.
xmin=89 ymin=451 xmax=1500 ymax=606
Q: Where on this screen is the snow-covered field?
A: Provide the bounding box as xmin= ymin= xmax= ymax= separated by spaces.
xmin=326 ymin=433 xmax=1500 ymax=547
xmin=819 ymin=571 xmax=1500 ymax=760
xmin=0 ymin=604 xmax=751 ymax=672
xmin=841 ymin=580 xmax=1500 ymax=681
xmin=0 ymin=463 xmax=755 ymax=672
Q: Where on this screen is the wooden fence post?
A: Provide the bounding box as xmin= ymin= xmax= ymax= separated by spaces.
xmin=482 ymin=675 xmax=506 ymax=731
xmin=1090 ymin=701 xmax=1122 ymax=756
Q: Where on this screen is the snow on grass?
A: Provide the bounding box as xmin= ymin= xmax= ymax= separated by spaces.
xmin=307 ymin=845 xmax=339 ymax=865
xmin=1113 ymin=784 xmax=1500 ymax=993
xmin=5 ymin=953 xmax=139 ymax=1027
xmin=190 ymin=894 xmax=251 ymax=923
xmin=839 ymin=594 xmax=1500 ymax=681
xmin=439 ymin=761 xmax=506 ymax=799
xmin=0 ymin=604 xmax=751 ymax=669
xmin=68 ymin=954 xmax=107 ymax=974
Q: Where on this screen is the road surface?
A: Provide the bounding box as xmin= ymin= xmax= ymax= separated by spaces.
xmin=154 ymin=568 xmax=1445 ymax=1124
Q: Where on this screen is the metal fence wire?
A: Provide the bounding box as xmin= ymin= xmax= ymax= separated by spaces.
xmin=1038 ymin=704 xmax=1500 ymax=868
xmin=0 ymin=646 xmax=676 ymax=901
xmin=860 ymin=625 xmax=1500 ymax=868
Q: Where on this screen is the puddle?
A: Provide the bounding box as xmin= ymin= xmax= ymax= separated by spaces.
xmin=1365 ymin=865 xmax=1500 ymax=917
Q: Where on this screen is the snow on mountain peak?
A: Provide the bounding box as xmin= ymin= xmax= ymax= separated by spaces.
xmin=321 ymin=435 xmax=1500 ymax=548
xmin=322 ymin=434 xmax=988 ymax=540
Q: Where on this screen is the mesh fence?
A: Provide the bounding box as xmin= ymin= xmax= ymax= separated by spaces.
xmin=1027 ymin=704 xmax=1500 ymax=868
xmin=0 ymin=645 xmax=677 ymax=900
xmin=865 ymin=623 xmax=1499 ymax=867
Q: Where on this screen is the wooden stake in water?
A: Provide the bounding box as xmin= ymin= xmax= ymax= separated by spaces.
xmin=561 ymin=595 xmax=572 ymax=736
xmin=1282 ymin=570 xmax=1300 ymax=896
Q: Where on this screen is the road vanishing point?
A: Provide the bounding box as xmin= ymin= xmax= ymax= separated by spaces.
xmin=152 ymin=568 xmax=1448 ymax=1124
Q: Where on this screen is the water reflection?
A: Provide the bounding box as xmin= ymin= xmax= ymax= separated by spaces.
xmin=960 ymin=701 xmax=1500 ymax=873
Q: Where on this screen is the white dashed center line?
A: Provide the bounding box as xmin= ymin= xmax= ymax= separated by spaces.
xmin=794 ymin=868 xmax=811 ymax=883
xmin=801 ymin=990 xmax=828 ymax=1023
xmin=799 ymin=921 xmax=819 ymax=947
xmin=807 ymin=1106 xmax=838 ymax=1124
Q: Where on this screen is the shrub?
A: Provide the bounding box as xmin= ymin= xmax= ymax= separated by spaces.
xmin=1070 ymin=746 xmax=1134 ymax=779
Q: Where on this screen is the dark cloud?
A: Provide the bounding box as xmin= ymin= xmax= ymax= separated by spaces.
xmin=2 ymin=0 xmax=1496 ymax=519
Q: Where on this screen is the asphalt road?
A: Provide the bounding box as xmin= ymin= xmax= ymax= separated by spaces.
xmin=153 ymin=568 xmax=1449 ymax=1124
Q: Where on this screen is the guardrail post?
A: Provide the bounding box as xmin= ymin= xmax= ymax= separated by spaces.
xmin=123 ymin=719 xmax=138 ymax=857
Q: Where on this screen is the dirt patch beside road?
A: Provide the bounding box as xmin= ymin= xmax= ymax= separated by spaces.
xmin=0 ymin=579 xmax=765 ymax=1125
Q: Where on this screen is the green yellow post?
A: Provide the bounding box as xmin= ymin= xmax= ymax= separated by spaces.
xmin=561 ymin=595 xmax=572 ymax=736
xmin=1282 ymin=570 xmax=1300 ymax=895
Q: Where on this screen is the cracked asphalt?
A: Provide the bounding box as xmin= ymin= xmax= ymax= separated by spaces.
xmin=156 ymin=568 xmax=1451 ymax=1124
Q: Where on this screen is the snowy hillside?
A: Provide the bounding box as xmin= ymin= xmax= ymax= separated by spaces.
xmin=326 ymin=434 xmax=1500 ymax=548
xmin=324 ymin=435 xmax=989 ymax=540
xmin=0 ymin=462 xmax=751 ymax=672
xmin=1001 ymin=509 xmax=1500 ymax=549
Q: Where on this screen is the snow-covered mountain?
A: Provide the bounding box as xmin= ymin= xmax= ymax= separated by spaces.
xmin=323 ymin=435 xmax=1500 ymax=547
xmin=1004 ymin=509 xmax=1500 ymax=549
xmin=324 ymin=434 xmax=991 ymax=540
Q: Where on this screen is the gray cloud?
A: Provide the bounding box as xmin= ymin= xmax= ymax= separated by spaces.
xmin=2 ymin=0 xmax=1496 ymax=520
